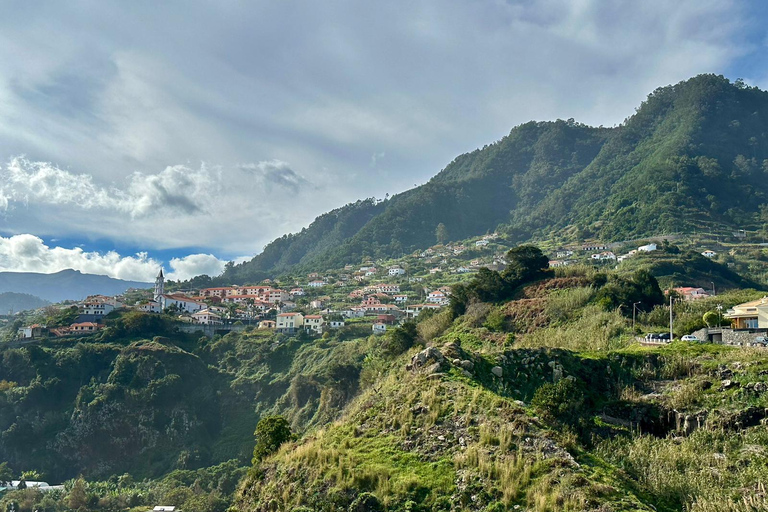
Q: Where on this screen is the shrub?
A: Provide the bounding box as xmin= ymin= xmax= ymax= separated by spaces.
xmin=483 ymin=308 xmax=506 ymax=332
xmin=531 ymin=379 xmax=585 ymax=423
xmin=252 ymin=416 xmax=295 ymax=463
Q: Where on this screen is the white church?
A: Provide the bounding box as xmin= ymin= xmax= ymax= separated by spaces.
xmin=140 ymin=269 xmax=205 ymax=314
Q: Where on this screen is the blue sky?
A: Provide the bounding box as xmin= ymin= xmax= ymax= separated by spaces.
xmin=0 ymin=0 xmax=766 ymax=281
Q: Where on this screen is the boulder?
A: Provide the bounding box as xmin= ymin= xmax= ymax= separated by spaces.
xmin=491 ymin=366 xmax=503 ymax=378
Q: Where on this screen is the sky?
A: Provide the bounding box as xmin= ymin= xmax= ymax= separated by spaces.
xmin=0 ymin=0 xmax=767 ymax=282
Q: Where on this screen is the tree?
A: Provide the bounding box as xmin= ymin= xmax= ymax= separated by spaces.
xmin=703 ymin=311 xmax=718 ymax=328
xmin=0 ymin=462 xmax=11 ymax=486
xmin=67 ymin=477 xmax=89 ymax=510
xmin=435 ymin=223 xmax=448 ymax=245
xmin=20 ymin=470 xmax=40 ymax=481
xmin=252 ymin=416 xmax=295 ymax=463
xmin=502 ymin=245 xmax=550 ymax=285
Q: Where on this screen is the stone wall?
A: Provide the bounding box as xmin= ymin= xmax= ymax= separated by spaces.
xmin=692 ymin=327 xmax=764 ymax=346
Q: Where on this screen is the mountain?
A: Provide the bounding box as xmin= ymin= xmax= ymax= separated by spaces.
xmin=0 ymin=292 xmax=50 ymax=314
xmin=0 ymin=269 xmax=150 ymax=303
xmin=220 ymin=74 xmax=768 ymax=283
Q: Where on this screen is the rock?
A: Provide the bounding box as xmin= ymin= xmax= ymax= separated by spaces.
xmin=461 ymin=369 xmax=473 ymax=378
xmin=426 ymin=362 xmax=443 ymax=374
xmin=411 ymin=346 xmax=445 ymax=371
xmin=460 ymin=360 xmax=474 ymax=371
xmin=441 ymin=341 xmax=462 ymax=359
xmin=514 ymin=400 xmax=526 ymax=407
xmin=720 ymin=379 xmax=739 ymax=390
xmin=552 ymin=365 xmax=564 ymax=382
xmin=437 ymin=435 xmax=446 ymax=441
xmin=459 ymin=436 xmax=466 ymax=446
xmin=491 ymin=366 xmax=503 ymax=378
xmin=452 ymin=358 xmax=462 ymax=366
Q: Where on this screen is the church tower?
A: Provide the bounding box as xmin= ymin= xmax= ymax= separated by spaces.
xmin=154 ymin=269 xmax=165 ymax=302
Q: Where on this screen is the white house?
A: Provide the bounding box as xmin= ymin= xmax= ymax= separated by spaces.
xmin=702 ymin=250 xmax=717 ymax=258
xmin=377 ymin=284 xmax=400 ymax=294
xmin=80 ymin=302 xmax=115 ymax=317
xmin=388 ymin=267 xmax=406 ymax=276
xmin=372 ymin=322 xmax=388 ymax=334
xmin=276 ymin=312 xmax=304 ymax=333
xmin=475 ymin=239 xmax=489 ymax=247
xmin=427 ymin=290 xmax=449 ymax=304
xmin=591 ymin=251 xmax=616 ymax=261
xmin=638 ymin=243 xmax=657 ymax=252
xmin=159 ymin=294 xmax=205 ymax=313
xmin=191 ymin=309 xmax=223 ymax=325
xmin=307 ymin=280 xmax=327 ymax=288
xmin=394 ymin=294 xmax=408 ymax=303
xmin=304 ymin=314 xmax=325 ymax=334
xmin=136 ymin=301 xmax=162 ymax=313
xmin=405 ymin=303 xmax=442 ymax=317
xmin=290 ymin=288 xmax=306 ymax=296
xmin=329 ymin=320 xmax=345 ymax=329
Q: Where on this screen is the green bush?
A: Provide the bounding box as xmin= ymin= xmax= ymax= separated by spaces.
xmin=252 ymin=416 xmax=295 ymax=463
xmin=531 ymin=379 xmax=585 ymax=423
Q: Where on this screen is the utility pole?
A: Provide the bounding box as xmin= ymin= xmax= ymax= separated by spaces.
xmin=669 ymin=295 xmax=674 ymax=342
xmin=717 ymin=304 xmax=723 ymax=329
xmin=633 ymin=302 xmax=641 ymax=332
xmin=711 ymin=281 xmax=716 ymax=297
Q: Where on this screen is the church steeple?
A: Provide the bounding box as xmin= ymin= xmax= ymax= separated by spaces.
xmin=154 ymin=268 xmax=165 ymax=302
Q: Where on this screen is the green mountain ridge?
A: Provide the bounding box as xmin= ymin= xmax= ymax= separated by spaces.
xmin=220 ymin=74 xmax=768 ymax=284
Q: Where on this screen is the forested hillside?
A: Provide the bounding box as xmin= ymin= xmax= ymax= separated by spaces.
xmin=220 ymin=75 xmax=768 ymax=283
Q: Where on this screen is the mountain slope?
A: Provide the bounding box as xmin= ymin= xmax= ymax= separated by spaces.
xmin=0 ymin=269 xmax=149 ymax=302
xmin=0 ymin=292 xmax=49 ymax=314
xmin=222 ymin=74 xmax=768 ymax=282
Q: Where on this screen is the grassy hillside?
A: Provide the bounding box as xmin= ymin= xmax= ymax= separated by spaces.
xmin=218 ymin=74 xmax=768 ymax=283
xmin=235 ymin=267 xmax=768 ymax=512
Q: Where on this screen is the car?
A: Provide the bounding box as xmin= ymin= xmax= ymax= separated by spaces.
xmin=657 ymin=332 xmax=671 ymax=341
xmin=644 ymin=333 xmax=660 ymax=341
xmin=681 ymin=335 xmax=699 ymax=342
xmin=751 ymin=336 xmax=768 ymax=347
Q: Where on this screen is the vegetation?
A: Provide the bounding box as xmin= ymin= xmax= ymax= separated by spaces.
xmin=211 ymin=74 xmax=768 ymax=283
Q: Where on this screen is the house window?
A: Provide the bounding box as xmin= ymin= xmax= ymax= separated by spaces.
xmin=746 ymin=318 xmax=759 ymax=329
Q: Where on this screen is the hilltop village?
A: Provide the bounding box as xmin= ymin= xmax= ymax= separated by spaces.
xmin=9 ymin=231 xmax=752 ymax=344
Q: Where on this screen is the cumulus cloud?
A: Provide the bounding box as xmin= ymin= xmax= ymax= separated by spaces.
xmin=0 ymin=234 xmax=227 ymax=282
xmin=0 ymin=157 xmax=216 ymax=217
xmin=167 ymin=253 xmax=226 ymax=280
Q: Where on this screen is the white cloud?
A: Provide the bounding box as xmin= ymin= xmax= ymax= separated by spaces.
xmin=167 ymin=253 xmax=226 ymax=280
xmin=0 ymin=157 xmax=217 ymax=217
xmin=0 ymin=234 xmax=227 ymax=282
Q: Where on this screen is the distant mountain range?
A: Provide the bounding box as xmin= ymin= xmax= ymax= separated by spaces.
xmin=0 ymin=292 xmax=50 ymax=314
xmin=216 ymin=74 xmax=768 ymax=283
xmin=0 ymin=269 xmax=150 ymax=303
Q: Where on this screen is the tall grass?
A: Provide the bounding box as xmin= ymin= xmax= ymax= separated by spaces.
xmin=518 ymin=305 xmax=631 ymax=351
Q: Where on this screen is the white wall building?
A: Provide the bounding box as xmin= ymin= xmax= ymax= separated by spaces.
xmin=159 ymin=294 xmax=205 ymax=313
